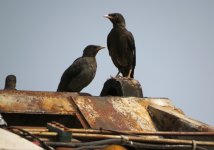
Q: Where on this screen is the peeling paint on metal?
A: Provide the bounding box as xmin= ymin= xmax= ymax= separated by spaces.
xmin=74 ymin=97 xmax=100 ymax=123
xmin=111 ymin=97 xmax=155 ymax=131
xmin=0 ymin=90 xmax=76 ymax=114
xmin=148 ymin=105 xmax=214 ymax=133
xmin=73 ymin=96 xmax=160 ymax=131
xmin=1 ymin=90 xmax=210 ymax=133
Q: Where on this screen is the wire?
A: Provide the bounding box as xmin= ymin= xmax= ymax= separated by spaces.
xmin=46 ymin=139 xmax=208 ymax=150
xmin=75 ymin=145 xmax=108 ymax=150
xmin=7 ymin=127 xmax=53 ymax=150
xmin=46 ymin=139 xmax=122 ymax=147
xmin=6 ymin=126 xmax=211 ymax=150
xmin=125 ymin=141 xmax=208 ymax=150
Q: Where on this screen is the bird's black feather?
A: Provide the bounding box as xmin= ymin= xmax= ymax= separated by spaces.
xmin=57 ymin=45 xmax=104 ymax=92
xmin=105 ymin=13 xmax=136 ymax=78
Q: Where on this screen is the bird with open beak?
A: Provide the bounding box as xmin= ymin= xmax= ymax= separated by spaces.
xmin=104 ymin=13 xmax=136 ymax=78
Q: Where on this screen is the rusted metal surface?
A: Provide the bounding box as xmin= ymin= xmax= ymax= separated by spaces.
xmin=68 ymin=97 xmax=91 ymax=128
xmin=0 ymin=90 xmax=214 ymax=134
xmin=142 ymin=97 xmax=185 ymax=115
xmin=72 ymin=96 xmax=158 ymax=131
xmin=1 ymin=90 xmax=214 ymax=150
xmin=148 ymin=104 xmax=214 ymax=132
xmin=100 ymin=77 xmax=143 ymax=97
xmin=148 ymin=104 xmax=214 ymax=141
xmin=0 ymin=90 xmax=77 ymax=114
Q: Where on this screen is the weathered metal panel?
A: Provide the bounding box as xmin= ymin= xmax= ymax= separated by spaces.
xmin=0 ymin=90 xmax=213 ymax=134
xmin=148 ymin=104 xmax=214 ymax=142
xmin=148 ymin=104 xmax=214 ymax=132
xmin=72 ymin=96 xmax=158 ymax=131
xmin=0 ymin=90 xmax=76 ymax=114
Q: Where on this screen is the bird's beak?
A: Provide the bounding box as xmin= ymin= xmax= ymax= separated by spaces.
xmin=104 ymin=15 xmax=113 ymax=19
xmin=97 ymin=46 xmax=105 ymax=51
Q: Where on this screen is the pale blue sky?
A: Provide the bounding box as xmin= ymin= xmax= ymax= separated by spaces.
xmin=0 ymin=0 xmax=214 ymax=125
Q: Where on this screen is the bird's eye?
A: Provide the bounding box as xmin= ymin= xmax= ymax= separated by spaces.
xmin=115 ymin=15 xmax=120 ymax=21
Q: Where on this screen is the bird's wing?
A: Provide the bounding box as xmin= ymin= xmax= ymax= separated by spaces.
xmin=120 ymin=30 xmax=136 ymax=65
xmin=57 ymin=57 xmax=82 ymax=91
xmin=119 ymin=30 xmax=136 ymax=77
xmin=107 ymin=32 xmax=112 ymax=54
xmin=127 ymin=31 xmax=136 ymax=77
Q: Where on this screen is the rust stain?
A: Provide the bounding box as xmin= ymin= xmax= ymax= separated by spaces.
xmin=1 ymin=90 xmax=212 ymax=133
xmin=148 ymin=105 xmax=214 ymax=132
xmin=110 ymin=97 xmax=155 ymax=131
xmin=73 ymin=96 xmax=160 ymax=131
xmin=0 ymin=90 xmax=76 ymax=114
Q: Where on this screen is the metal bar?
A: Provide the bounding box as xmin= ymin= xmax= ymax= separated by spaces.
xmin=69 ymin=129 xmax=214 ymax=136
xmin=17 ymin=126 xmax=214 ymax=136
xmin=68 ymin=97 xmax=91 ymax=128
xmin=29 ymin=131 xmax=57 ymax=136
xmin=10 ymin=126 xmax=48 ymax=132
xmin=71 ymin=133 xmax=214 ymax=146
xmin=45 ymin=140 xmax=207 ymax=150
xmin=24 ymin=131 xmax=214 ymax=147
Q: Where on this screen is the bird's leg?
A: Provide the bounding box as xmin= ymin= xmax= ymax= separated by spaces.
xmin=115 ymin=71 xmax=122 ymax=78
xmin=125 ymin=69 xmax=133 ymax=79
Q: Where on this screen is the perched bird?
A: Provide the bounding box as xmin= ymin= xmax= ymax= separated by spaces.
xmin=57 ymin=45 xmax=104 ymax=92
xmin=104 ymin=13 xmax=136 ymax=78
xmin=4 ymin=75 xmax=17 ymax=90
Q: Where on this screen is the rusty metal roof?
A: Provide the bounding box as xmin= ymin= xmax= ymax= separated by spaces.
xmin=1 ymin=90 xmax=214 ymax=150
xmin=0 ymin=90 xmax=214 ymax=132
xmin=0 ymin=90 xmax=178 ymax=132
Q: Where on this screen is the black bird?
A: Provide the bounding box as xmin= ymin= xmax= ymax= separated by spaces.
xmin=57 ymin=45 xmax=104 ymax=92
xmin=4 ymin=75 xmax=17 ymax=90
xmin=104 ymin=13 xmax=136 ymax=78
